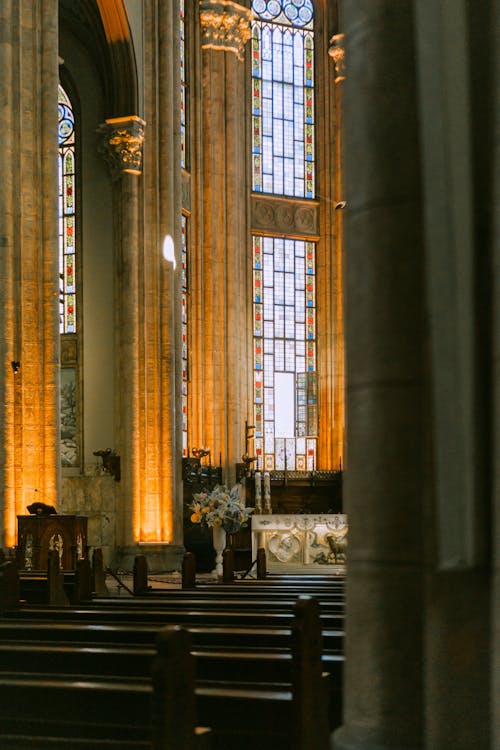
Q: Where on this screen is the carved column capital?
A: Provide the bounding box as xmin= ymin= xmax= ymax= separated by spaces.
xmin=199 ymin=0 xmax=252 ymax=61
xmin=329 ymin=33 xmax=345 ymax=83
xmin=98 ymin=115 xmax=146 ymax=179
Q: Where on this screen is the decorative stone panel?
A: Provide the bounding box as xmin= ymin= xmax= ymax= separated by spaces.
xmin=251 ymin=194 xmax=320 ymax=239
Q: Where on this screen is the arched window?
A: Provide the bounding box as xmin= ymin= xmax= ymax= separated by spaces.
xmin=58 ymin=82 xmax=80 ymax=468
xmin=251 ymin=0 xmax=317 ymax=471
xmin=180 ymin=0 xmax=190 ymax=457
xmin=58 ymin=84 xmax=76 ymax=334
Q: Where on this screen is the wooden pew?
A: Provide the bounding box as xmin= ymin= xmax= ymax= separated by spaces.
xmin=0 ymin=558 xmax=20 ymax=613
xmin=133 ymin=553 xmax=345 ymax=597
xmin=0 ymin=599 xmax=332 ymax=749
xmin=0 ymin=625 xmax=211 ymax=750
xmin=16 ymin=554 xmax=93 ymax=605
xmin=4 ymin=602 xmax=345 ymax=631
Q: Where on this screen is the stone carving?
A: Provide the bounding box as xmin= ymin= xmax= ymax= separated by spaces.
xmin=295 ymin=206 xmax=315 ymax=233
xmin=98 ymin=116 xmax=146 ymax=179
xmin=200 ymin=1 xmax=252 ymax=61
xmin=268 ymin=533 xmax=301 ymax=563
xmin=329 ymin=33 xmax=345 ymax=83
xmin=252 ymin=195 xmax=319 ymax=237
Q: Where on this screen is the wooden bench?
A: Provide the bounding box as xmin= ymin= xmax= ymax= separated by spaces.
xmin=0 ymin=618 xmax=342 ymax=652
xmin=16 ymin=553 xmax=92 ymax=605
xmin=4 ymin=602 xmax=345 ymax=631
xmin=0 ymin=625 xmax=211 ymax=750
xmin=0 ymin=598 xmax=331 ymax=749
xmin=133 ymin=552 xmax=345 ymax=596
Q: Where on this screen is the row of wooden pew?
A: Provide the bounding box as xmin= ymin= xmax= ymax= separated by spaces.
xmin=0 ymin=550 xmax=345 ymax=750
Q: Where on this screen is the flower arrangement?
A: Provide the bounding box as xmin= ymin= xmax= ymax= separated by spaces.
xmin=189 ymin=484 xmax=254 ymax=534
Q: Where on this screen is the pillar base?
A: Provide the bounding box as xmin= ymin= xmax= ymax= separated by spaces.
xmin=332 ymin=727 xmax=422 ymax=750
xmin=114 ymin=543 xmax=185 ymax=573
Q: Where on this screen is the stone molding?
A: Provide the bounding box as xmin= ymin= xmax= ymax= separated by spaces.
xmin=251 ymin=194 xmax=320 ymax=238
xmin=199 ymin=0 xmax=252 ymax=61
xmin=329 ymin=33 xmax=345 ymax=83
xmin=98 ymin=115 xmax=146 ymax=179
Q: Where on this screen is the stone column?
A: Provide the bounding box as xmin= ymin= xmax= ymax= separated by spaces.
xmin=333 ymin=3 xmax=425 ymax=749
xmin=157 ymin=0 xmax=184 ymax=552
xmin=99 ymin=1 xmax=185 ymax=572
xmin=99 ymin=116 xmax=145 ymax=560
xmin=414 ymin=2 xmax=496 ymax=747
xmin=0 ymin=0 xmax=60 ymax=548
xmin=190 ymin=0 xmax=252 ymax=484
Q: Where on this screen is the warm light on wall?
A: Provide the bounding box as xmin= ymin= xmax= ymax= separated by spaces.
xmin=132 ymin=496 xmax=174 ymax=544
xmin=162 ymin=235 xmax=176 ymax=269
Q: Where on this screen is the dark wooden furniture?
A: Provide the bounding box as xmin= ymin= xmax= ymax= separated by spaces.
xmin=16 ymin=514 xmax=88 ymax=571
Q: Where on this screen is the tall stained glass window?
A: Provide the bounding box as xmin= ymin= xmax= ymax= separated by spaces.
xmin=181 ymin=214 xmax=189 ymax=457
xmin=180 ymin=0 xmax=189 ymax=456
xmin=180 ymin=0 xmax=187 ymax=169
xmin=58 ymin=84 xmax=76 ymax=334
xmin=251 ymin=0 xmax=317 ymax=471
xmin=251 ymin=0 xmax=315 ymax=198
xmin=58 ymin=83 xmax=79 ymax=467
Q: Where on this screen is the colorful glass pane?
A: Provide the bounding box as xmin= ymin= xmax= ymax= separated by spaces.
xmin=253 ymin=236 xmax=316 ymax=470
xmin=252 ymin=0 xmax=314 ymax=29
xmin=251 ymin=2 xmax=314 ymax=197
xmin=58 ymin=85 xmax=76 ymax=334
xmin=181 ymin=213 xmax=189 ymax=456
xmin=180 ymin=0 xmax=187 ymax=169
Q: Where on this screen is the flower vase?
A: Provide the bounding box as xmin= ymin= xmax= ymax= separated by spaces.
xmin=212 ymin=524 xmax=226 ymax=577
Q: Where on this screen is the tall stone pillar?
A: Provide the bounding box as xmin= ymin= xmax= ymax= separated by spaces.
xmin=99 ymin=1 xmax=185 ymax=572
xmin=0 ymin=0 xmax=60 ymax=548
xmin=414 ymin=2 xmax=495 ymax=747
xmin=333 ymin=3 xmax=425 ymax=749
xmin=99 ymin=116 xmax=146 ymax=561
xmin=190 ymin=0 xmax=252 ymax=483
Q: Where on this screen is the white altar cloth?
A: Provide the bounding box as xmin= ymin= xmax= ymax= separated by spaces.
xmin=251 ymin=514 xmax=348 ymax=573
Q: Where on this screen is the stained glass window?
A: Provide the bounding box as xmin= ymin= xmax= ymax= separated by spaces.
xmin=251 ymin=0 xmax=315 ymax=198
xmin=180 ymin=0 xmax=187 ymax=169
xmin=58 ymin=84 xmax=76 ymax=334
xmin=253 ymin=236 xmax=317 ymax=471
xmin=181 ymin=214 xmax=189 ymax=457
xmin=251 ymin=1 xmax=317 ymax=471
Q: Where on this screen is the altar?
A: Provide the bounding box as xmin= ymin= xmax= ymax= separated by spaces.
xmin=251 ymin=514 xmax=348 ymax=573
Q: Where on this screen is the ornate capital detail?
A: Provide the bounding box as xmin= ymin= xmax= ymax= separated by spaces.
xmin=200 ymin=1 xmax=252 ymax=61
xmin=329 ymin=33 xmax=345 ymax=83
xmin=98 ymin=115 xmax=146 ymax=179
xmin=251 ymin=194 xmax=319 ymax=239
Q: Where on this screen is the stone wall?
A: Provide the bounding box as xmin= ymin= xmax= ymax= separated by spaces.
xmin=61 ymin=475 xmax=118 ymax=566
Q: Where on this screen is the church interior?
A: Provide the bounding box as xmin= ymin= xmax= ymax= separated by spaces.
xmin=0 ymin=0 xmax=498 ymax=748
